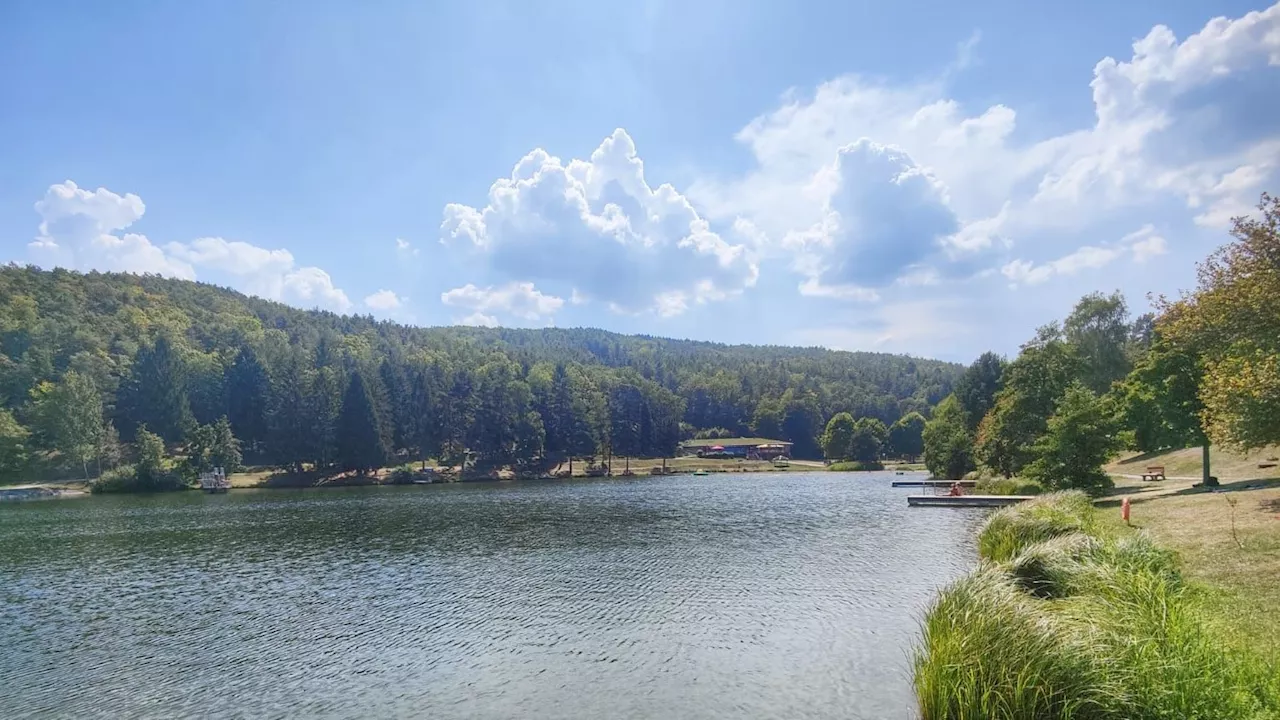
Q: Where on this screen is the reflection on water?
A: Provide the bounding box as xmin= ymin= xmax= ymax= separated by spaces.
xmin=0 ymin=472 xmax=981 ymax=719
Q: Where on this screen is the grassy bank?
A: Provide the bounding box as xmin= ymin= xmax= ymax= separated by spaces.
xmin=1099 ymin=459 xmax=1280 ymax=658
xmin=914 ymin=491 xmax=1280 ymax=719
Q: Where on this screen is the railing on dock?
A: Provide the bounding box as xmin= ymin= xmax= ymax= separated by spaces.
xmin=199 ymin=468 xmax=230 ymax=493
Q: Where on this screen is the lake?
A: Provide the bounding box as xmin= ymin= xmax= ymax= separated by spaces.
xmin=0 ymin=472 xmax=981 ymax=719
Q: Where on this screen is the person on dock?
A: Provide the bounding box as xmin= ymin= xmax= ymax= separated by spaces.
xmin=947 ymin=482 xmax=963 ymax=497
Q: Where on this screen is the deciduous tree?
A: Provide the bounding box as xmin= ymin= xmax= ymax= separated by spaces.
xmin=923 ymin=395 xmax=974 ymax=480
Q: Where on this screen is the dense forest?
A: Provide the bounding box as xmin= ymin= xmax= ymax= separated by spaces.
xmin=0 ymin=266 xmax=961 ymax=485
xmin=922 ymin=193 xmax=1280 ymax=492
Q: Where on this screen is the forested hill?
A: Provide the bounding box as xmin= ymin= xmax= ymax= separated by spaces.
xmin=0 ymin=265 xmax=960 ymax=475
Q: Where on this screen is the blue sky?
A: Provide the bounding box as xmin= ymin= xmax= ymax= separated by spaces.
xmin=2 ymin=1 xmax=1278 ymax=363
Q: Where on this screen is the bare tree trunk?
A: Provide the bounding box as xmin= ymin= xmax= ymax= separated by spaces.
xmin=1203 ymin=443 xmax=1216 ymax=486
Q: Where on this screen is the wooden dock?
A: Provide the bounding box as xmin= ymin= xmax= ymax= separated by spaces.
xmin=892 ymin=479 xmax=976 ymax=488
xmin=199 ymin=468 xmax=231 ymax=493
xmin=907 ymin=494 xmax=1036 ymax=507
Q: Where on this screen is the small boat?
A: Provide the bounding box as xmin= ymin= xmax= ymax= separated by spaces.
xmin=692 ymin=469 xmax=709 ymax=476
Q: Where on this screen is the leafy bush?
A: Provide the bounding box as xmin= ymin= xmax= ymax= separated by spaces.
xmin=975 ymin=475 xmax=1045 ymax=496
xmin=827 ymin=460 xmax=885 ymax=471
xmin=90 ymin=463 xmax=187 ymax=493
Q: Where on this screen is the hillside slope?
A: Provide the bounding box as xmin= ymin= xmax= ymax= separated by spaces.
xmin=0 ymin=266 xmax=962 ymax=476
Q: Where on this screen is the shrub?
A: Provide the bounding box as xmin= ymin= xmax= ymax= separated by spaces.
xmin=90 ymin=463 xmax=187 ymax=493
xmin=828 ymin=460 xmax=885 ymax=471
xmin=977 ymin=491 xmax=1094 ymax=562
xmin=976 ymin=476 xmax=1046 ymax=496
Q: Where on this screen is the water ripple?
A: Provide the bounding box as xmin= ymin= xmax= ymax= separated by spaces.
xmin=0 ymin=472 xmax=982 ymax=719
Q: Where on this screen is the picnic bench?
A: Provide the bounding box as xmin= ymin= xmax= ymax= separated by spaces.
xmin=1141 ymin=465 xmax=1166 ymax=481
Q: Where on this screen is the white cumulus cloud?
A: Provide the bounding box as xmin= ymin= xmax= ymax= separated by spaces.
xmin=1001 ymin=225 xmax=1168 ymax=287
xmin=29 ymin=181 xmax=351 ymax=312
xmin=440 ymin=282 xmax=564 ymax=323
xmin=364 ymin=289 xmax=403 ymax=311
xmin=690 ymin=3 xmax=1280 ymax=297
xmin=440 ymin=129 xmax=758 ymax=315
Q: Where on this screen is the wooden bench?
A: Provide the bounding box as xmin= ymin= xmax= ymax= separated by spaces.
xmin=1141 ymin=465 xmax=1166 ymax=481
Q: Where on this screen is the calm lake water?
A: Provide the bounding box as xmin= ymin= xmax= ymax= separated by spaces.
xmin=0 ymin=472 xmax=981 ymax=719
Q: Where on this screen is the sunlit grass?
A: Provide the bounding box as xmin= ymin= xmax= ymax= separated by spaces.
xmin=915 ymin=492 xmax=1280 ymax=719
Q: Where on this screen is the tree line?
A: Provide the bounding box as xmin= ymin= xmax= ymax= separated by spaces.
xmin=922 ymin=192 xmax=1280 ymax=493
xmin=0 ymin=267 xmax=962 ymax=484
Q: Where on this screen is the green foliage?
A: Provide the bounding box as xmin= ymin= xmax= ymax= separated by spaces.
xmin=1158 ymin=193 xmax=1280 ymax=451
xmin=180 ymin=417 xmax=242 ymax=480
xmin=28 ymin=370 xmax=110 ymax=478
xmin=224 ymin=346 xmax=270 ymax=451
xmin=918 ymin=492 xmax=1280 ymax=719
xmin=1063 ymin=291 xmax=1134 ymax=394
xmin=977 ymin=491 xmax=1095 ymax=563
xmin=850 ymin=417 xmax=887 ymax=462
xmin=1113 ymin=333 xmax=1206 ymax=452
xmin=974 ymin=475 xmax=1045 ymax=497
xmin=0 ymin=266 xmax=963 ymax=482
xmin=1022 ymin=383 xmax=1121 ymax=495
xmin=117 ymin=335 xmax=194 ymax=442
xmin=975 ymin=334 xmax=1081 ymax=477
xmin=923 ymin=395 xmax=974 ymax=480
xmin=750 ymin=397 xmax=784 ymax=440
xmin=336 ymin=371 xmax=389 ymax=474
xmin=0 ymin=408 xmax=31 ymax=481
xmin=826 ymin=460 xmax=885 ymax=471
xmin=96 ymin=426 xmax=187 ymax=493
xmin=821 ymin=412 xmax=855 ymax=460
xmin=888 ymin=411 xmax=926 ymax=459
xmin=953 ymin=351 xmax=1005 ymax=431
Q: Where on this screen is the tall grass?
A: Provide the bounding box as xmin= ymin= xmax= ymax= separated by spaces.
xmin=975 ymin=475 xmax=1045 ymax=496
xmin=977 ymin=490 xmax=1095 ymax=562
xmin=915 ymin=492 xmax=1280 ymax=719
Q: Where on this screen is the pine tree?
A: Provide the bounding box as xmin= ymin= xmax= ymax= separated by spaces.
xmin=224 ymin=346 xmax=270 ymax=452
xmin=609 ymin=383 xmax=644 ymax=469
xmin=336 ymin=371 xmax=389 ymax=474
xmin=266 ymin=346 xmax=313 ymax=473
xmin=407 ymin=365 xmax=440 ymax=466
xmin=378 ymin=359 xmax=411 ymax=454
xmin=117 ymin=335 xmax=193 ymax=442
xmin=307 ymin=366 xmax=342 ymax=469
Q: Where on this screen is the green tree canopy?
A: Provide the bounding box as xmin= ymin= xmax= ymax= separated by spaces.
xmin=1159 ymin=193 xmax=1280 ymax=450
xmin=953 ymin=352 xmax=1005 ymax=432
xmin=974 ymin=333 xmax=1080 ymax=477
xmin=0 ymin=409 xmax=31 ymax=481
xmin=1064 ymin=291 xmax=1133 ymax=394
xmin=117 ymin=335 xmax=193 ymax=442
xmin=923 ymin=395 xmax=974 ymax=480
xmin=29 ymin=370 xmax=110 ymax=478
xmin=888 ymin=411 xmax=926 ymax=460
xmin=1113 ymin=333 xmax=1205 ymax=453
xmin=336 ymin=371 xmax=389 ymax=474
xmin=1023 ymin=383 xmax=1121 ymax=495
xmin=850 ymin=417 xmax=888 ymax=463
xmin=821 ymin=412 xmax=855 ymax=460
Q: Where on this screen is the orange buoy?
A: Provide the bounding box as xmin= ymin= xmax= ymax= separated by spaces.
xmin=1121 ymin=496 xmax=1131 ymax=525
